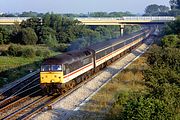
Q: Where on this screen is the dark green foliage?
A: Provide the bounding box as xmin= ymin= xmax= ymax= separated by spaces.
xmin=95 ymin=26 xmax=111 ymax=40
xmin=89 ymin=11 xmax=134 ymax=17
xmin=21 ymin=27 xmax=38 ymax=45
xmin=0 ymin=33 xmax=3 ymax=44
xmin=161 ymin=34 xmax=180 ymax=48
xmin=0 ymin=77 xmax=5 ymax=87
xmin=22 ymin=47 xmax=36 ymax=58
xmin=20 ymin=17 xmax=42 ymax=30
xmin=35 ymin=49 xmax=51 ymax=57
xmin=38 ymin=26 xmax=56 ymax=44
xmin=53 ymin=43 xmax=69 ymax=52
xmin=170 ymin=0 xmax=180 ymax=9
xmin=43 ymin=34 xmax=58 ymax=48
xmin=124 ymin=25 xmax=141 ymax=35
xmin=164 ymin=17 xmax=180 ymax=35
xmin=7 ymin=44 xmax=52 ymax=58
xmin=168 ymin=9 xmax=180 ymax=16
xmin=8 ymin=44 xmax=23 ymax=57
xmin=19 ymin=11 xmax=39 ymax=17
xmin=0 ymin=26 xmax=13 ymax=44
xmin=144 ymin=67 xmax=180 ymax=88
xmin=120 ymin=96 xmax=173 ymax=120
xmin=144 ymin=4 xmax=169 ymax=16
xmin=147 ymin=46 xmax=180 ymax=72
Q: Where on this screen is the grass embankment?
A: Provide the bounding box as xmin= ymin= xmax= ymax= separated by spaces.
xmin=80 ymin=52 xmax=149 ymax=118
xmin=0 ymin=56 xmax=42 ymax=72
xmin=0 ymin=44 xmax=60 ymax=87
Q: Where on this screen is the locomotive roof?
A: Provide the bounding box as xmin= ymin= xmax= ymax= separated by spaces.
xmin=42 ymin=48 xmax=92 ymax=65
xmin=88 ymin=29 xmax=146 ymax=52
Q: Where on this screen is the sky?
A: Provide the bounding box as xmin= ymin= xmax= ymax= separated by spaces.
xmin=0 ymin=0 xmax=170 ymax=14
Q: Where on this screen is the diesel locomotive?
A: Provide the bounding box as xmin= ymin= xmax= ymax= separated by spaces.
xmin=40 ymin=29 xmax=152 ymax=94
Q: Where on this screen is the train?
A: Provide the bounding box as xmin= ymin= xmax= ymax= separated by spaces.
xmin=40 ymin=28 xmax=152 ymax=94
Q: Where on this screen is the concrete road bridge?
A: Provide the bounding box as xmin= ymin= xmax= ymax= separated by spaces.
xmin=75 ymin=16 xmax=175 ymax=36
xmin=0 ymin=16 xmax=175 ymax=36
xmin=75 ymin=16 xmax=175 ymax=25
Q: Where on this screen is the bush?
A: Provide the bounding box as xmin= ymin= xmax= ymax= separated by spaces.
xmin=120 ymin=96 xmax=173 ymax=120
xmin=22 ymin=47 xmax=36 ymax=58
xmin=36 ymin=49 xmax=51 ymax=58
xmin=8 ymin=44 xmax=22 ymax=56
xmin=6 ymin=44 xmax=52 ymax=58
xmin=161 ymin=34 xmax=180 ymax=48
xmin=54 ymin=43 xmax=69 ymax=52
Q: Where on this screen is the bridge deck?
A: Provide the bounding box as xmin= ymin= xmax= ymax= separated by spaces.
xmin=75 ymin=16 xmax=175 ymax=25
xmin=0 ymin=16 xmax=175 ymax=25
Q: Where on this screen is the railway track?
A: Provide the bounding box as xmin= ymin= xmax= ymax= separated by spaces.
xmin=0 ymin=67 xmax=104 ymax=120
xmin=0 ymin=73 xmax=39 ymax=101
xmin=0 ymin=78 xmax=40 ymax=109
xmin=0 ymin=74 xmax=42 ymax=120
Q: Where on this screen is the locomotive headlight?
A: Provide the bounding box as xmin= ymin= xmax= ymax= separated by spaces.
xmin=51 ymin=80 xmax=55 ymax=83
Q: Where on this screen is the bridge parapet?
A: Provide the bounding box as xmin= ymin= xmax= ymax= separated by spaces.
xmin=122 ymin=16 xmax=175 ymax=21
xmin=75 ymin=16 xmax=175 ymax=21
xmin=75 ymin=16 xmax=175 ymax=26
xmin=0 ymin=16 xmax=176 ymax=25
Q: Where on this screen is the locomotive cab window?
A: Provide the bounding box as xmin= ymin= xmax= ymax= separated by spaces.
xmin=52 ymin=65 xmax=62 ymax=71
xmin=41 ymin=65 xmax=50 ymax=71
xmin=41 ymin=65 xmax=62 ymax=71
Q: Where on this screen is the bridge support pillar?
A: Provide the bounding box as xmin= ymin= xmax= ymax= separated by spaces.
xmin=120 ymin=25 xmax=124 ymax=36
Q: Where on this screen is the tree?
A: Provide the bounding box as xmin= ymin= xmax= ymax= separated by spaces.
xmin=21 ymin=27 xmax=38 ymax=45
xmin=38 ymin=26 xmax=56 ymax=44
xmin=19 ymin=11 xmax=38 ymax=17
xmin=89 ymin=12 xmax=108 ymax=17
xmin=164 ymin=16 xmax=180 ymax=35
xmin=0 ymin=26 xmax=13 ymax=44
xmin=159 ymin=5 xmax=170 ymax=12
xmin=145 ymin=4 xmax=160 ymax=15
xmin=20 ymin=17 xmax=42 ymax=31
xmin=95 ymin=26 xmax=111 ymax=41
xmin=144 ymin=4 xmax=169 ymax=16
xmin=43 ymin=34 xmax=58 ymax=48
xmin=170 ymin=0 xmax=180 ymax=9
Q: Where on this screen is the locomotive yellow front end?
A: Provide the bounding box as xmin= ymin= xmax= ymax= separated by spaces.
xmin=40 ymin=65 xmax=64 ymax=93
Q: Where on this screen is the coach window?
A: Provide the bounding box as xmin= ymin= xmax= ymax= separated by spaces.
xmin=65 ymin=65 xmax=70 ymax=74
